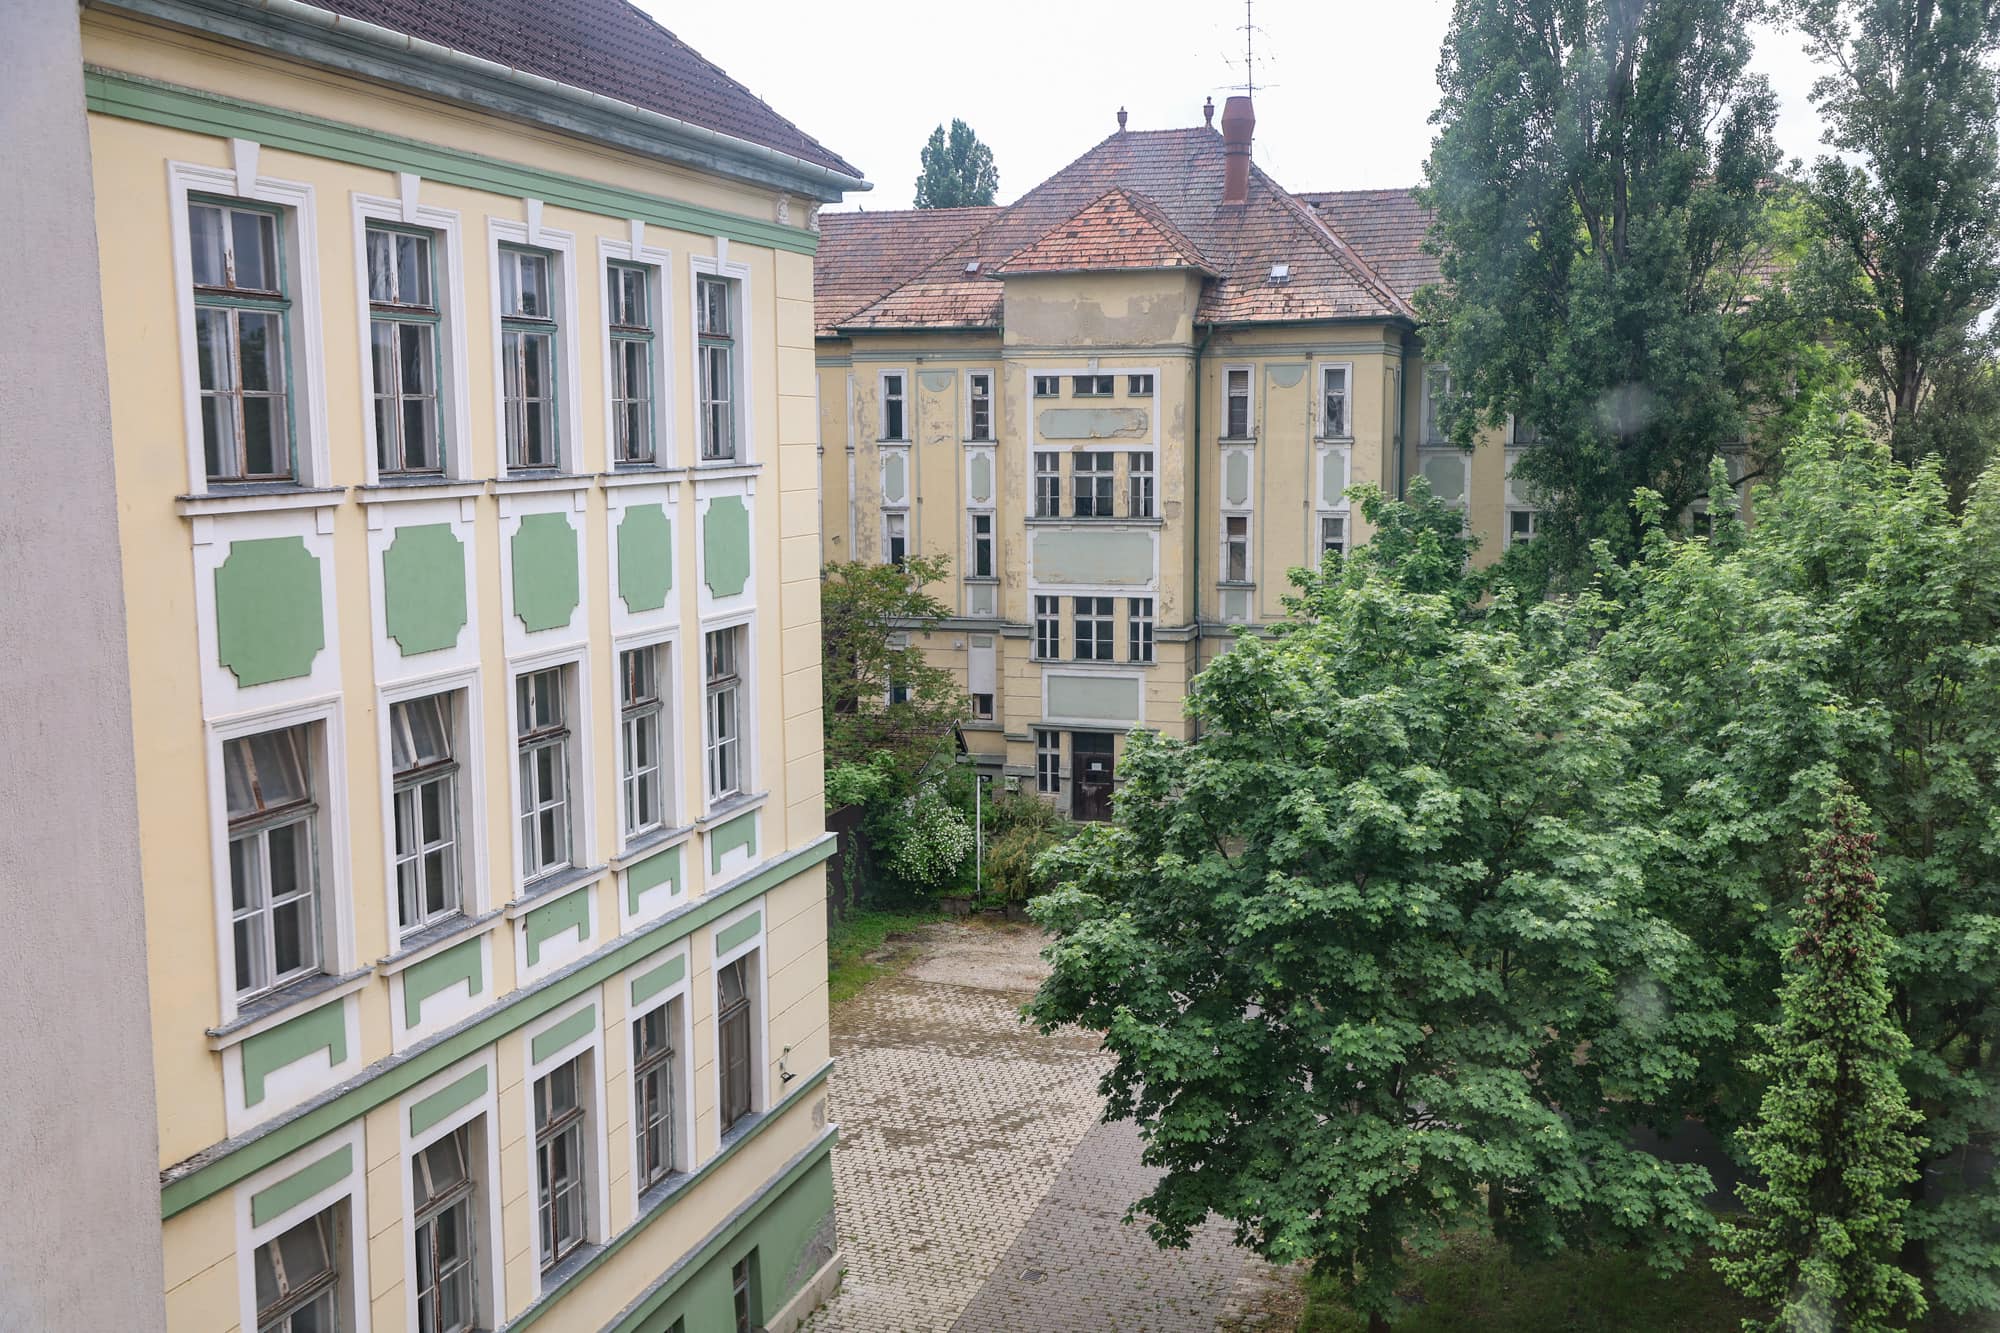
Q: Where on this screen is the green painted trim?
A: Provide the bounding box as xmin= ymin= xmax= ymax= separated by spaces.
xmin=407 ymin=1066 xmax=488 ymax=1137
xmin=83 ymin=70 xmax=822 ymax=255
xmin=159 ymin=832 xmax=833 ymax=1219
xmin=700 ymin=495 xmax=752 ymax=599
xmin=517 ymin=1081 xmax=834 ymax=1333
xmin=708 ymin=811 xmax=758 ymax=875
xmin=715 ymin=910 xmax=762 ymax=957
xmin=242 ymin=1000 xmax=347 ymax=1107
xmin=214 ymin=536 xmax=325 ymax=686
xmin=617 ymin=503 xmax=673 ymax=613
xmin=402 ymin=938 xmax=483 ymax=1029
xmin=249 ymin=1144 xmax=351 ymax=1228
xmin=530 ymin=1004 xmax=597 ymax=1064
xmin=382 ymin=522 xmax=468 ymax=657
xmin=511 ymin=512 xmax=581 ymax=634
xmin=626 ymin=844 xmax=681 ymax=914
xmin=630 ymin=954 xmax=685 ymax=1007
xmin=523 ymin=886 xmax=591 ymax=967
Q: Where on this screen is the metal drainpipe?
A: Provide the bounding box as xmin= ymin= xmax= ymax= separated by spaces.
xmin=1396 ymin=330 xmax=1413 ymax=500
xmin=1190 ymin=324 xmax=1215 ymax=737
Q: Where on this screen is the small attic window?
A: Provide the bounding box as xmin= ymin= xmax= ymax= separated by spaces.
xmin=1269 ymin=263 xmax=1291 ymax=285
xmin=964 ymin=260 xmax=981 ymax=275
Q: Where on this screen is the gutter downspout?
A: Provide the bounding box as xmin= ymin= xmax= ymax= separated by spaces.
xmin=1190 ymin=323 xmax=1215 ymax=738
xmin=1396 ymin=329 xmax=1412 ymax=500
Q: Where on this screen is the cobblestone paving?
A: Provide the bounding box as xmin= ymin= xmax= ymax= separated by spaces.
xmin=805 ymin=920 xmax=1260 ymax=1333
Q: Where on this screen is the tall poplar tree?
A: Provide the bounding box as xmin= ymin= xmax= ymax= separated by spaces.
xmin=913 ymin=120 xmax=999 ymax=209
xmin=1717 ymin=795 xmax=1927 ymax=1333
xmin=1420 ymin=0 xmax=1798 ymax=574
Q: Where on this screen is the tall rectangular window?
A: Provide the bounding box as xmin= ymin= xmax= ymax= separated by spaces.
xmin=1073 ymin=452 xmax=1114 ymax=517
xmin=1321 ymin=364 xmax=1350 ymax=439
xmin=1033 ymin=596 xmax=1060 ymax=660
xmin=620 ymin=646 xmax=667 ymax=838
xmin=1074 ymin=596 xmax=1114 ymax=661
xmin=881 ymin=372 xmax=906 ymax=440
xmin=705 ymin=627 xmax=745 ymax=802
xmin=1034 ymin=452 xmax=1062 ymax=517
xmin=225 ymin=725 xmax=320 ymax=1000
xmin=412 ymin=1127 xmax=478 ymax=1333
xmin=499 ymin=245 xmax=559 ymax=469
xmin=515 ymin=668 xmax=571 ymax=882
xmin=698 ymin=275 xmax=738 ymax=461
xmin=1036 ymin=730 xmax=1060 ymax=794
xmin=1508 ymin=509 xmax=1538 ymax=547
xmin=717 ymin=955 xmax=755 ymax=1132
xmin=391 ymin=694 xmax=460 ymax=939
xmin=1225 ymin=367 xmax=1252 ymax=438
xmin=967 ymin=372 xmax=993 ymax=440
xmin=1319 ymin=513 xmax=1347 ymax=560
xmin=883 ymin=512 xmax=908 ymax=567
xmin=1129 ymin=598 xmax=1154 ymax=663
xmin=608 ymin=262 xmax=656 ymax=465
xmin=633 ymin=1003 xmax=679 ymax=1190
xmin=191 ymin=198 xmax=293 ymax=482
xmin=969 ymin=513 xmax=994 ymax=578
xmin=368 ymin=225 xmax=442 ymax=475
xmin=533 ymin=1059 xmax=588 ymax=1272
xmin=253 ymin=1206 xmax=340 ymax=1333
xmin=1424 ymin=367 xmax=1452 ymax=445
xmin=732 ymin=1253 xmax=759 ymax=1333
xmin=1128 ymin=452 xmax=1154 ymax=518
xmin=1223 ymin=515 xmax=1250 ymax=583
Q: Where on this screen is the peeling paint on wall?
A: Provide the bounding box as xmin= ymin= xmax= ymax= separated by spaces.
xmin=1038 ymin=407 xmax=1148 ymax=440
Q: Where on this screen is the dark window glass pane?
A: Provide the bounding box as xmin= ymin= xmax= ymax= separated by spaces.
xmin=191 ymin=204 xmax=227 ymax=287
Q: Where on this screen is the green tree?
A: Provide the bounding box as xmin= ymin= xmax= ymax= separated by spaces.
xmin=913 ymin=119 xmax=999 ymax=209
xmin=1027 ymin=493 xmax=1723 ymax=1331
xmin=1420 ymin=0 xmax=1806 ymax=576
xmin=1782 ymin=0 xmax=2000 ymax=463
xmin=1716 ymin=795 xmax=1927 ymax=1333
xmin=820 ymin=556 xmax=962 ymax=777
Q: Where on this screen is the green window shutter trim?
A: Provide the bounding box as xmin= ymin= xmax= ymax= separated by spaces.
xmin=242 ymin=1000 xmax=347 ymax=1107
xmin=249 ymin=1144 xmax=352 ymax=1228
xmin=511 ymin=512 xmax=581 ymax=633
xmin=627 ymin=844 xmax=681 ymax=914
xmin=215 ymin=536 xmax=325 ymax=686
xmin=630 ymin=954 xmax=686 ymax=1007
xmin=524 ymin=888 xmax=591 ymax=967
xmin=382 ymin=523 xmax=468 ymax=656
xmin=701 ymin=496 xmax=751 ymax=599
xmin=531 ymin=1005 xmax=597 ymax=1064
xmin=402 ymin=938 xmax=483 ymax=1029
xmin=715 ymin=910 xmax=761 ymax=958
xmin=617 ymin=503 xmax=674 ymax=613
xmin=407 ymin=1066 xmax=488 ymax=1137
xmin=708 ymin=812 xmax=758 ymax=874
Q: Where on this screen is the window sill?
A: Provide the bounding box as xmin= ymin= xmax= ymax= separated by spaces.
xmin=963 ymin=437 xmax=997 ymax=446
xmin=1217 ymin=435 xmax=1257 ymax=446
xmin=490 ymin=472 xmax=593 ymax=496
xmin=205 ymin=967 xmax=373 ymax=1050
xmin=176 ymin=485 xmax=347 ymax=518
xmin=505 ymin=864 xmax=608 ymax=919
xmin=1026 ymin=516 xmax=1162 ymax=528
xmin=697 ymin=790 xmax=768 ymax=830
xmin=1316 ymin=435 xmax=1356 ymax=446
xmin=1216 ymin=580 xmax=1257 ymax=590
xmin=612 ymin=822 xmax=696 ymax=869
xmin=963 ymin=575 xmax=999 ymax=585
xmin=355 ymin=477 xmax=488 ymax=505
xmin=690 ymin=461 xmax=760 ymax=481
xmin=598 ymin=466 xmax=688 ymax=489
xmin=960 ymin=719 xmax=1004 ymax=731
xmin=374 ymin=907 xmax=506 ymax=977
xmin=538 ymin=1241 xmax=605 ymax=1299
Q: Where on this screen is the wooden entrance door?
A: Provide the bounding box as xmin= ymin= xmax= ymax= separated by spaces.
xmin=1071 ymin=732 xmax=1115 ymax=821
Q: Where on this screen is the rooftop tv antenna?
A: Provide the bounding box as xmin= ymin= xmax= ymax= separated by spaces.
xmin=1229 ymin=0 xmax=1275 ymax=98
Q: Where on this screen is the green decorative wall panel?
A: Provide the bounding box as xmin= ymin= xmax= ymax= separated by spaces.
xmin=1030 ymin=530 xmax=1153 ymax=585
xmin=715 ymin=909 xmax=762 ymax=957
xmin=531 ymin=1005 xmax=597 ymax=1064
xmin=402 ymin=938 xmax=483 ymax=1029
xmin=242 ymin=1000 xmax=346 ymax=1107
xmin=918 ymin=370 xmax=954 ymax=392
xmin=1267 ymin=363 xmax=1307 ymax=389
xmin=215 ymin=537 xmax=324 ymax=686
xmin=967 ymin=453 xmax=994 ymax=506
xmin=709 ymin=812 xmax=758 ymax=874
xmin=1047 ymin=674 xmax=1142 ymax=722
xmin=382 ymin=523 xmax=468 ymax=656
xmin=630 ymin=954 xmax=686 ymax=1007
xmin=511 ymin=513 xmax=580 ymax=632
xmin=881 ymin=453 xmax=907 ymax=505
xmin=1037 ymin=407 xmax=1148 ymax=440
xmin=249 ymin=1144 xmax=351 ymax=1227
xmin=703 ymin=496 xmax=751 ymax=599
xmin=627 ymin=844 xmax=681 ymax=914
xmin=618 ymin=504 xmax=674 ymax=614
xmin=408 ymin=1066 xmax=487 ymax=1137
xmin=524 ymin=888 xmax=591 ymax=966
xmin=1223 ymin=451 xmax=1252 ymax=507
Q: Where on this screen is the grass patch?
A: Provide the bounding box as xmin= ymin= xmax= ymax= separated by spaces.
xmin=826 ymin=906 xmax=948 ymax=1006
xmin=1297 ymin=1230 xmax=1763 ymax=1333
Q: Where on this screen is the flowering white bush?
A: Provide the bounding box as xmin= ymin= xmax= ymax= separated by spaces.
xmin=885 ymin=787 xmax=975 ymax=888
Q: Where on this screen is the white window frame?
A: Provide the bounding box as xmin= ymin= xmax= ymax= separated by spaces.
xmin=882 ymin=511 xmax=909 ymax=567
xmin=1127 ymin=373 xmax=1154 ymax=396
xmin=168 ymin=157 xmax=331 ymax=494
xmin=1222 ymin=363 xmax=1255 ymax=440
xmin=208 ymin=699 xmax=354 ymax=1026
xmin=506 ymin=650 xmax=594 ymax=894
xmin=701 ymin=616 xmax=756 ymax=812
xmin=1033 ymin=451 xmax=1062 ymax=518
xmin=1318 ymin=362 xmax=1354 ymax=441
xmin=353 ymin=192 xmax=470 ymax=485
xmin=612 ymin=633 xmax=679 ymax=850
xmin=1318 ymin=512 xmax=1348 ymax=561
xmin=1032 ymin=374 xmax=1062 ymax=398
xmin=1422 ymin=364 xmax=1453 ymax=446
xmin=624 ymin=947 xmax=695 ymax=1212
xmin=1073 ymin=596 xmax=1114 ymax=662
xmin=1221 ymin=512 xmax=1253 ymax=585
xmin=878 ymin=370 xmax=908 ymax=442
xmin=598 ymin=232 xmax=675 ymax=470
xmin=398 ymin=1054 xmax=504 ymax=1333
xmin=487 ymin=217 xmax=580 ymax=476
xmin=690 ymin=251 xmax=755 ymax=466
xmin=967 ymin=511 xmax=995 ymax=581
xmin=1072 ymin=451 xmax=1115 ymax=518
xmin=965 ymin=369 xmax=995 ymax=441
xmin=1128 ymin=597 xmax=1154 ymax=663
xmin=234 ymin=1121 xmax=372 ymax=1333
xmin=1127 ymin=451 xmax=1155 ymax=519
xmin=378 ymin=671 xmax=487 ymax=946
xmin=521 ymin=993 xmax=608 ymax=1300
xmin=1035 ymin=729 xmax=1061 ymax=795
xmin=1033 ymin=595 xmax=1061 ymax=661
xmin=710 ymin=902 xmax=769 ymax=1139
xmin=1072 ymin=373 xmax=1114 ymax=398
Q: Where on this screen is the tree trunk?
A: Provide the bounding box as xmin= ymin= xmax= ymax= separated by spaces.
xmin=1488 ymin=1183 xmax=1506 ymax=1226
xmin=1369 ymin=1312 xmax=1392 ymax=1333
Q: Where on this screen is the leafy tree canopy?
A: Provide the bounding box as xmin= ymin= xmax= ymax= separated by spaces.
xmin=914 ymin=119 xmax=999 ymax=209
xmin=821 ymin=555 xmax=963 ymax=784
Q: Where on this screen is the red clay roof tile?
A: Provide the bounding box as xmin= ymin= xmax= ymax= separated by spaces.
xmin=995 ymin=187 xmax=1219 ymax=277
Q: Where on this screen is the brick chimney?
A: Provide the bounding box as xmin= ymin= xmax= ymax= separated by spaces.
xmin=1221 ymin=95 xmax=1254 ymax=205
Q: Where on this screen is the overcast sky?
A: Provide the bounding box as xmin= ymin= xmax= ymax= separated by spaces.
xmin=641 ymin=0 xmax=1833 ymax=210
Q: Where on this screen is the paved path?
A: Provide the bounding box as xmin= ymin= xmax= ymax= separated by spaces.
xmin=804 ymin=919 xmax=1264 ymax=1333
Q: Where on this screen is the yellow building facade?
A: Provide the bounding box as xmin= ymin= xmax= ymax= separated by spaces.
xmin=77 ymin=1 xmax=864 ymax=1328
xmin=815 ymin=106 xmax=1525 ymax=815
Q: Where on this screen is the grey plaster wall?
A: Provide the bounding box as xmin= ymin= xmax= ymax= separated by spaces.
xmin=0 ymin=1 xmax=167 ymax=1327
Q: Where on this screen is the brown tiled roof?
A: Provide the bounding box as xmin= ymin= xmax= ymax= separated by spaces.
xmin=995 ymin=187 xmax=1219 ymax=277
xmin=1296 ymin=190 xmax=1441 ymax=303
xmin=814 ymin=207 xmax=1000 ymax=336
xmin=298 ymin=0 xmax=861 ymax=178
xmin=829 ymin=126 xmax=1416 ymax=333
